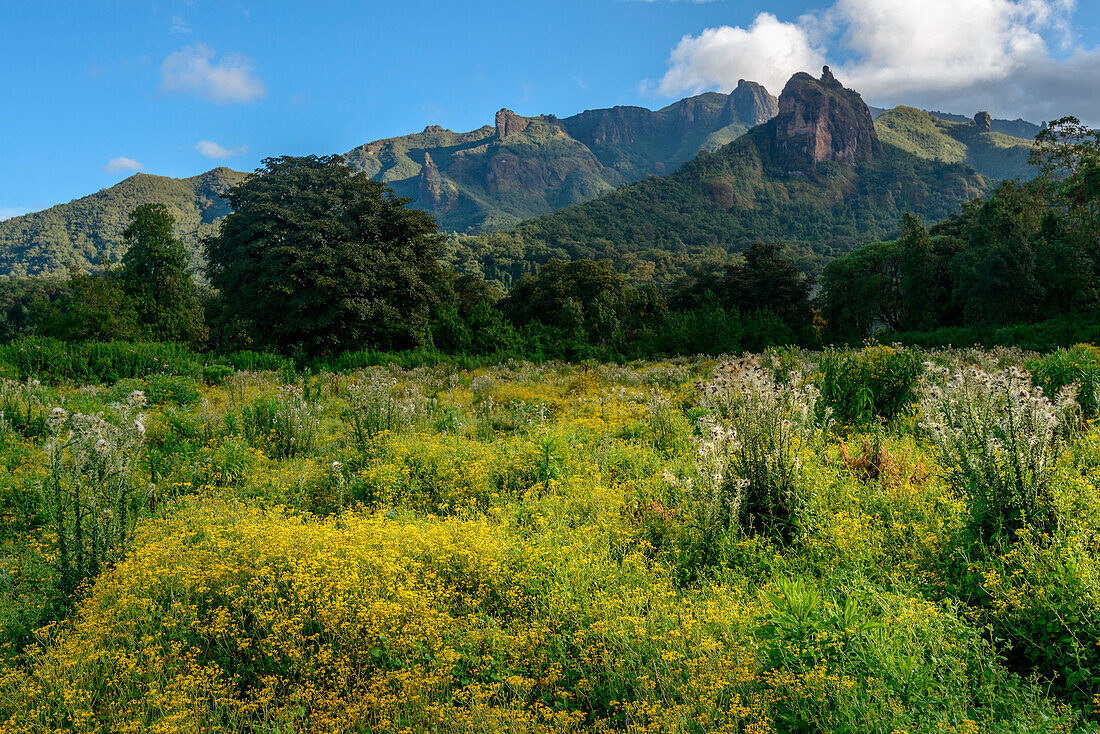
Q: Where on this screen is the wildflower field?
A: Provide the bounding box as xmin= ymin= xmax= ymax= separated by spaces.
xmin=1 ymin=344 xmax=1100 ymax=732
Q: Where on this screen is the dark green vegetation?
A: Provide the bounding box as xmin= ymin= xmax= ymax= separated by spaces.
xmin=206 ymin=155 xmax=451 ymax=356
xmin=821 ymin=116 xmax=1100 ymax=343
xmin=0 ymin=168 xmax=246 ymax=277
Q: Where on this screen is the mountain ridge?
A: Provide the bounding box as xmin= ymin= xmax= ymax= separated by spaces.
xmin=0 ymin=82 xmax=1042 ymax=279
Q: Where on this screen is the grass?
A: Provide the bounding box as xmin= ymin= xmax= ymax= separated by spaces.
xmin=0 ymin=349 xmax=1097 ymax=732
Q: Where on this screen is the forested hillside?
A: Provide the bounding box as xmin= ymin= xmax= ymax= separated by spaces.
xmin=453 ymin=70 xmax=992 ymax=286
xmin=0 ymin=168 xmax=245 ymax=277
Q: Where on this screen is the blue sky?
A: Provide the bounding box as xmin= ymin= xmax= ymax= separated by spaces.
xmin=3 ymin=0 xmax=1100 ymax=219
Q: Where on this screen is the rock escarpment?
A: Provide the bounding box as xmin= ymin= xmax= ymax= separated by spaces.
xmin=974 ymin=111 xmax=992 ymax=133
xmin=773 ymin=66 xmax=882 ymax=171
xmin=731 ymin=79 xmax=779 ymax=126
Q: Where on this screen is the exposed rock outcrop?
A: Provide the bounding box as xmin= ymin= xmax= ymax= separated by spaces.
xmin=773 ymin=66 xmax=881 ymax=170
xmin=730 ymin=79 xmax=779 ymax=126
xmin=974 ymin=111 xmax=992 ymax=133
xmin=418 ymin=152 xmax=455 ymax=209
xmin=495 ymin=109 xmax=531 ymax=138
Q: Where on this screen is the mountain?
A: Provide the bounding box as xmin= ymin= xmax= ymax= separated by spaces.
xmin=0 ymin=168 xmax=246 ymax=278
xmin=344 ymin=79 xmax=779 ymax=233
xmin=0 ymin=80 xmax=1042 ymax=279
xmin=453 ymin=68 xmax=993 ymax=286
xmin=873 ymin=107 xmax=1035 ymax=181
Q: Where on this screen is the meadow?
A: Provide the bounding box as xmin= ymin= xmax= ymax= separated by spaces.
xmin=0 ymin=343 xmax=1099 ymax=732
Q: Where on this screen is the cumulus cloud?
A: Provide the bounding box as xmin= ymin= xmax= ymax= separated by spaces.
xmin=655 ymin=0 xmax=1100 ymax=124
xmin=161 ymin=43 xmax=266 ymax=104
xmin=195 ymin=140 xmax=248 ymax=159
xmin=102 ymin=157 xmax=144 ymax=174
xmin=0 ymin=207 xmax=27 ymax=221
xmin=657 ymin=13 xmax=825 ymax=97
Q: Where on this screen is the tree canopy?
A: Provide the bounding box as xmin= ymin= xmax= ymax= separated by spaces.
xmin=205 ymin=155 xmax=449 ymax=355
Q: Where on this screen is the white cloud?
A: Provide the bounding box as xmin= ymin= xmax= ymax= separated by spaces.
xmin=170 ymin=15 xmax=191 ymax=34
xmin=160 ymin=43 xmax=266 ymax=104
xmin=102 ymin=157 xmax=144 ymax=174
xmin=195 ymin=140 xmax=248 ymax=159
xmin=0 ymin=207 xmax=27 ymax=221
xmin=654 ymin=0 xmax=1100 ymax=124
xmin=656 ymin=13 xmax=826 ymax=99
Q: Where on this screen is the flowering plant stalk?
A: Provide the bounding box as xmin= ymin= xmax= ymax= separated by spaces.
xmin=42 ymin=390 xmax=147 ymax=593
xmin=919 ymin=365 xmax=1077 ymax=536
xmin=695 ymin=357 xmax=830 ymax=538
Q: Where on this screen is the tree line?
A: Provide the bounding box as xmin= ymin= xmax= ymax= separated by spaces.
xmin=0 ymin=117 xmax=1096 ymax=360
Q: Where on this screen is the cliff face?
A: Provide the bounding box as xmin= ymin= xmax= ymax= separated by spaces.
xmin=974 ymin=111 xmax=993 ymax=133
xmin=773 ymin=66 xmax=881 ymax=170
xmin=730 ymin=79 xmax=779 ymax=126
xmin=344 ymin=83 xmax=780 ymax=232
xmin=418 ymin=152 xmax=457 ymax=210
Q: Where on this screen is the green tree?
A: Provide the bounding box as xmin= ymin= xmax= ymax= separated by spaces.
xmin=39 ymin=266 xmax=139 ymax=342
xmin=722 ymin=242 xmax=813 ymax=329
xmin=119 ymin=203 xmax=205 ymax=345
xmin=205 ymin=155 xmax=449 ymax=355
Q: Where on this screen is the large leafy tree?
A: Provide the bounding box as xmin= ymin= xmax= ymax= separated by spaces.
xmin=119 ymin=203 xmax=205 ymax=344
xmin=205 ymin=155 xmax=449 ymax=355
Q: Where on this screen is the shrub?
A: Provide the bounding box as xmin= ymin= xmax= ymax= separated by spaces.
xmin=0 ymin=378 xmax=50 ymax=439
xmin=110 ymin=374 xmax=201 ymax=407
xmin=817 ymin=344 xmax=923 ymax=426
xmin=236 ymin=385 xmax=320 ymax=459
xmin=695 ymin=357 xmax=830 ymax=540
xmin=41 ymin=391 xmax=147 ymax=594
xmin=919 ymin=365 xmax=1076 ymax=537
xmin=345 ymin=374 xmax=432 ymax=445
xmin=1027 ymin=343 xmax=1100 ymax=419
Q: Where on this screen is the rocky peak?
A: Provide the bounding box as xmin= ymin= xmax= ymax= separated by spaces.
xmin=973 ymin=111 xmax=992 ymax=134
xmin=495 ymin=109 xmax=531 ymax=138
xmin=773 ymin=66 xmax=881 ymax=170
xmin=729 ymin=79 xmax=779 ymax=126
xmin=418 ymin=151 xmax=454 ymax=209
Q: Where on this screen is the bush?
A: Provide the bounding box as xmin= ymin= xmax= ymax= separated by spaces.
xmin=1028 ymin=343 xmax=1100 ymax=419
xmin=235 ymin=386 xmax=320 ymax=459
xmin=919 ymin=365 xmax=1076 ymax=537
xmin=345 ymin=374 xmax=433 ymax=445
xmin=694 ymin=357 xmax=830 ymax=540
xmin=817 ymin=344 xmax=923 ymax=426
xmin=41 ymin=392 xmax=147 ymax=594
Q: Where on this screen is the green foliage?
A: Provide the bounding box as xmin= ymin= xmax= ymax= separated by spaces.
xmin=206 ymin=155 xmax=450 ymax=355
xmin=817 ymin=345 xmax=924 ymax=426
xmin=1028 ymin=343 xmax=1100 ymax=419
xmin=822 ymin=176 xmax=1099 ymax=341
xmin=0 ymin=168 xmax=245 ymax=278
xmin=119 ymin=203 xmax=206 ymax=345
xmin=0 ymin=337 xmax=203 ymax=383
